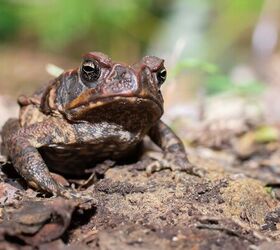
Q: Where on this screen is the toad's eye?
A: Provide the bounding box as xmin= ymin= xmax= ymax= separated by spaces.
xmin=81 ymin=60 xmax=101 ymax=83
xmin=156 ymin=67 xmax=167 ymax=86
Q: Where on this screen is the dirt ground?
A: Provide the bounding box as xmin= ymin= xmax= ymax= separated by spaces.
xmin=1 ymin=111 xmax=280 ymax=250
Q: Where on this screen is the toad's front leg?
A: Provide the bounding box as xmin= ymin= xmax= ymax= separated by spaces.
xmin=147 ymin=120 xmax=195 ymax=175
xmin=1 ymin=118 xmax=82 ymax=198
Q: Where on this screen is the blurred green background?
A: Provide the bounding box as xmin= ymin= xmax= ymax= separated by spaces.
xmin=0 ymin=0 xmax=280 ymax=122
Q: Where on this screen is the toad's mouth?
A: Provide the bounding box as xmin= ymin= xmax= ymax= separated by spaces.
xmin=63 ymin=96 xmax=164 ymax=122
xmin=66 ymin=95 xmax=162 ymax=110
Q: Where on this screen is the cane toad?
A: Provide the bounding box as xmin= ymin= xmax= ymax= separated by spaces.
xmin=1 ymin=52 xmax=192 ymax=198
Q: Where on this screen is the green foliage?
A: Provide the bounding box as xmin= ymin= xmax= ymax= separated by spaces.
xmin=0 ymin=0 xmax=268 ymax=98
xmin=1 ymin=0 xmax=164 ymax=52
xmin=206 ymin=75 xmax=265 ymax=96
xmin=264 ymin=186 xmax=274 ymax=197
xmin=0 ymin=1 xmax=19 ymax=40
xmin=254 ymin=126 xmax=279 ymax=143
xmin=172 ymin=58 xmax=219 ymax=76
xmin=171 ymin=58 xmax=265 ymax=96
xmin=20 ymin=0 xmax=98 ymax=49
xmin=174 ymin=0 xmax=266 ymax=97
xmin=206 ymin=0 xmax=265 ymax=61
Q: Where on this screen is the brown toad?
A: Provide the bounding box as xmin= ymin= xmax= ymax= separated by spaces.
xmin=1 ymin=52 xmax=192 ymax=198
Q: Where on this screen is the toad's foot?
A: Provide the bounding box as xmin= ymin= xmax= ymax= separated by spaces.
xmin=145 ymin=154 xmax=205 ymax=177
xmin=28 ymin=178 xmax=97 ymax=206
xmin=56 ymin=186 xmax=97 ymax=208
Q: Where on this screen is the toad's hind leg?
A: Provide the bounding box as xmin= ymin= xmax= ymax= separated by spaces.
xmin=1 ymin=118 xmax=81 ymax=198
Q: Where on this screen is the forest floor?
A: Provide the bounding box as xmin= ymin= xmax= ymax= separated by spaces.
xmin=1 ymin=96 xmax=280 ymax=250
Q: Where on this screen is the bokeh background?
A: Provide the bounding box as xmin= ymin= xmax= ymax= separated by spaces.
xmin=0 ymin=0 xmax=280 ymax=127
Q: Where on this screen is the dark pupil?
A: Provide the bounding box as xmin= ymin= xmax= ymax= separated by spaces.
xmin=82 ymin=61 xmax=100 ymax=82
xmin=157 ymin=68 xmax=166 ymax=84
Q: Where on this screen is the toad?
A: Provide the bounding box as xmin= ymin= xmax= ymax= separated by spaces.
xmin=1 ymin=52 xmax=193 ymax=198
